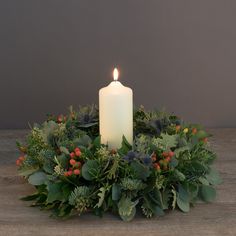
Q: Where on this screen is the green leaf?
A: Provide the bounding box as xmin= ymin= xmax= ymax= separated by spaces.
xmin=75 ymin=135 xmax=92 ymax=147
xmin=43 ymin=160 xmax=55 ymax=174
xmin=59 ymin=146 xmax=70 ymax=155
xmin=130 ymin=161 xmax=151 ymax=180
xmin=118 ymin=136 xmax=132 ymax=155
xmin=118 ymin=196 xmax=138 ymax=221
xmin=177 ymin=184 xmax=190 ymax=212
xmin=42 ymin=120 xmax=58 ymax=143
xmin=112 ymin=184 xmax=121 ymax=201
xmin=18 ymin=166 xmax=39 ymax=177
xmin=174 ymin=169 xmax=186 ymax=181
xmin=206 ymin=168 xmax=222 ymax=185
xmin=177 ymin=194 xmax=190 ymax=212
xmin=95 ymin=187 xmax=106 ymax=208
xmin=46 ymin=182 xmax=64 ymax=203
xmin=82 ymin=160 xmax=100 ymax=181
xmin=154 ymin=205 xmax=165 ymax=216
xmin=200 ymin=185 xmax=216 ymax=202
xmin=107 ymin=157 xmax=119 ymax=180
xmin=20 ymin=193 xmax=40 ymax=201
xmin=196 ymin=130 xmax=209 ymax=139
xmin=93 ymin=136 xmax=101 ymax=149
xmin=199 ymin=177 xmax=209 ymax=185
xmin=153 ymin=133 xmax=178 ymax=150
xmin=171 ymin=188 xmax=177 ymax=209
xmin=169 ymin=157 xmax=178 ymax=168
xmin=28 ymin=171 xmax=47 ymax=186
xmin=174 ymin=146 xmax=189 ymax=158
xmin=79 ymin=122 xmax=98 ymax=128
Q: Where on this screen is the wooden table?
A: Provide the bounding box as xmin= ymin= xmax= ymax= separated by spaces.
xmin=0 ymin=129 xmax=235 ymax=236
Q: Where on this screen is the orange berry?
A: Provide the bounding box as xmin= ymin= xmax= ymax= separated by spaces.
xmin=73 ymin=169 xmax=80 ymax=175
xmin=19 ymin=156 xmax=25 ymax=161
xmin=64 ymin=171 xmax=69 ymax=177
xmin=176 ymin=125 xmax=181 ymax=132
xmin=69 ymin=159 xmax=76 ymax=166
xmin=192 ymin=128 xmax=197 ymax=134
xmin=16 ymin=159 xmax=21 ymax=166
xmin=203 ymin=137 xmax=208 ymax=143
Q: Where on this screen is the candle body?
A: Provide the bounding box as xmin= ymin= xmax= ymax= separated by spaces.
xmin=99 ymin=81 xmax=133 ymax=149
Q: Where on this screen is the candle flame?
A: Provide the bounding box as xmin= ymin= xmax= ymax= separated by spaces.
xmin=113 ymin=68 xmax=119 ymax=81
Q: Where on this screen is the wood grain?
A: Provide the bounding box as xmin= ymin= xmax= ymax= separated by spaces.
xmin=0 ymin=129 xmax=235 ymax=236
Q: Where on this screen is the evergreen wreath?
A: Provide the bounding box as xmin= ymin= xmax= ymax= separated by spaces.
xmin=16 ymin=105 xmax=221 ymax=221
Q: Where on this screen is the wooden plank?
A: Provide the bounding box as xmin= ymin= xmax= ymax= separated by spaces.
xmin=0 ymin=129 xmax=235 ymax=236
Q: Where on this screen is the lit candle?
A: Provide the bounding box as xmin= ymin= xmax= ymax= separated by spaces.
xmin=99 ymin=68 xmax=133 ymax=149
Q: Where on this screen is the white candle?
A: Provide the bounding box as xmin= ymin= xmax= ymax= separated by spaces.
xmin=99 ymin=68 xmax=133 ymax=149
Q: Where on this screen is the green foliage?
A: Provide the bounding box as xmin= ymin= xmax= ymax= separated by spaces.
xmin=28 ymin=171 xmax=47 ymax=186
xmin=16 ymin=105 xmax=221 ymax=221
xmin=82 ymin=160 xmax=101 ymax=181
xmin=152 ymin=133 xmax=178 ymax=150
xmin=69 ymin=186 xmax=93 ymax=215
xmin=118 ymin=196 xmax=138 ymax=221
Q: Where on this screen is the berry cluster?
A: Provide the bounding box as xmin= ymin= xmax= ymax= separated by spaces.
xmin=64 ymin=147 xmax=83 ymax=177
xmin=176 ymin=126 xmax=208 ymax=143
xmin=152 ymin=151 xmax=175 ymax=172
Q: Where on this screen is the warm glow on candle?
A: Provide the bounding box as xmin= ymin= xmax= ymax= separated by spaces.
xmin=113 ymin=68 xmax=119 ymax=81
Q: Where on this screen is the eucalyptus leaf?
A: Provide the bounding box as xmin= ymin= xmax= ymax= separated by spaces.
xmin=206 ymin=168 xmax=222 ymax=185
xmin=200 ymin=185 xmax=216 ymax=202
xmin=82 ymin=160 xmax=100 ymax=181
xmin=177 ymin=194 xmax=190 ymax=212
xmin=28 ymin=171 xmax=47 ymax=186
xmin=46 ymin=182 xmax=65 ymax=203
xmin=112 ymin=184 xmax=121 ymax=201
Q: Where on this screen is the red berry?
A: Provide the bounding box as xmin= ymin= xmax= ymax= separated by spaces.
xmin=75 ymin=150 xmax=81 ymax=157
xmin=57 ymin=115 xmax=63 ymax=123
xmin=168 ymin=151 xmax=174 ymax=157
xmin=77 ymin=162 xmax=81 ymax=167
xmin=166 ymin=157 xmax=171 ymax=162
xmin=162 ymin=152 xmax=169 ymax=157
xmin=67 ymin=170 xmax=73 ymax=176
xmin=192 ymin=128 xmax=197 ymax=134
xmin=74 ymin=147 xmax=81 ymax=153
xmin=73 ymin=169 xmax=80 ymax=175
xmin=16 ymin=159 xmax=21 ymax=166
xmin=70 ymin=152 xmax=75 ymax=158
xmin=69 ymin=159 xmax=76 ymax=166
xmin=153 ymin=163 xmax=161 ymax=170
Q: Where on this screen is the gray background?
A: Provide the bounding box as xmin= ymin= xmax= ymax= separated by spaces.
xmin=0 ymin=0 xmax=235 ymax=129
